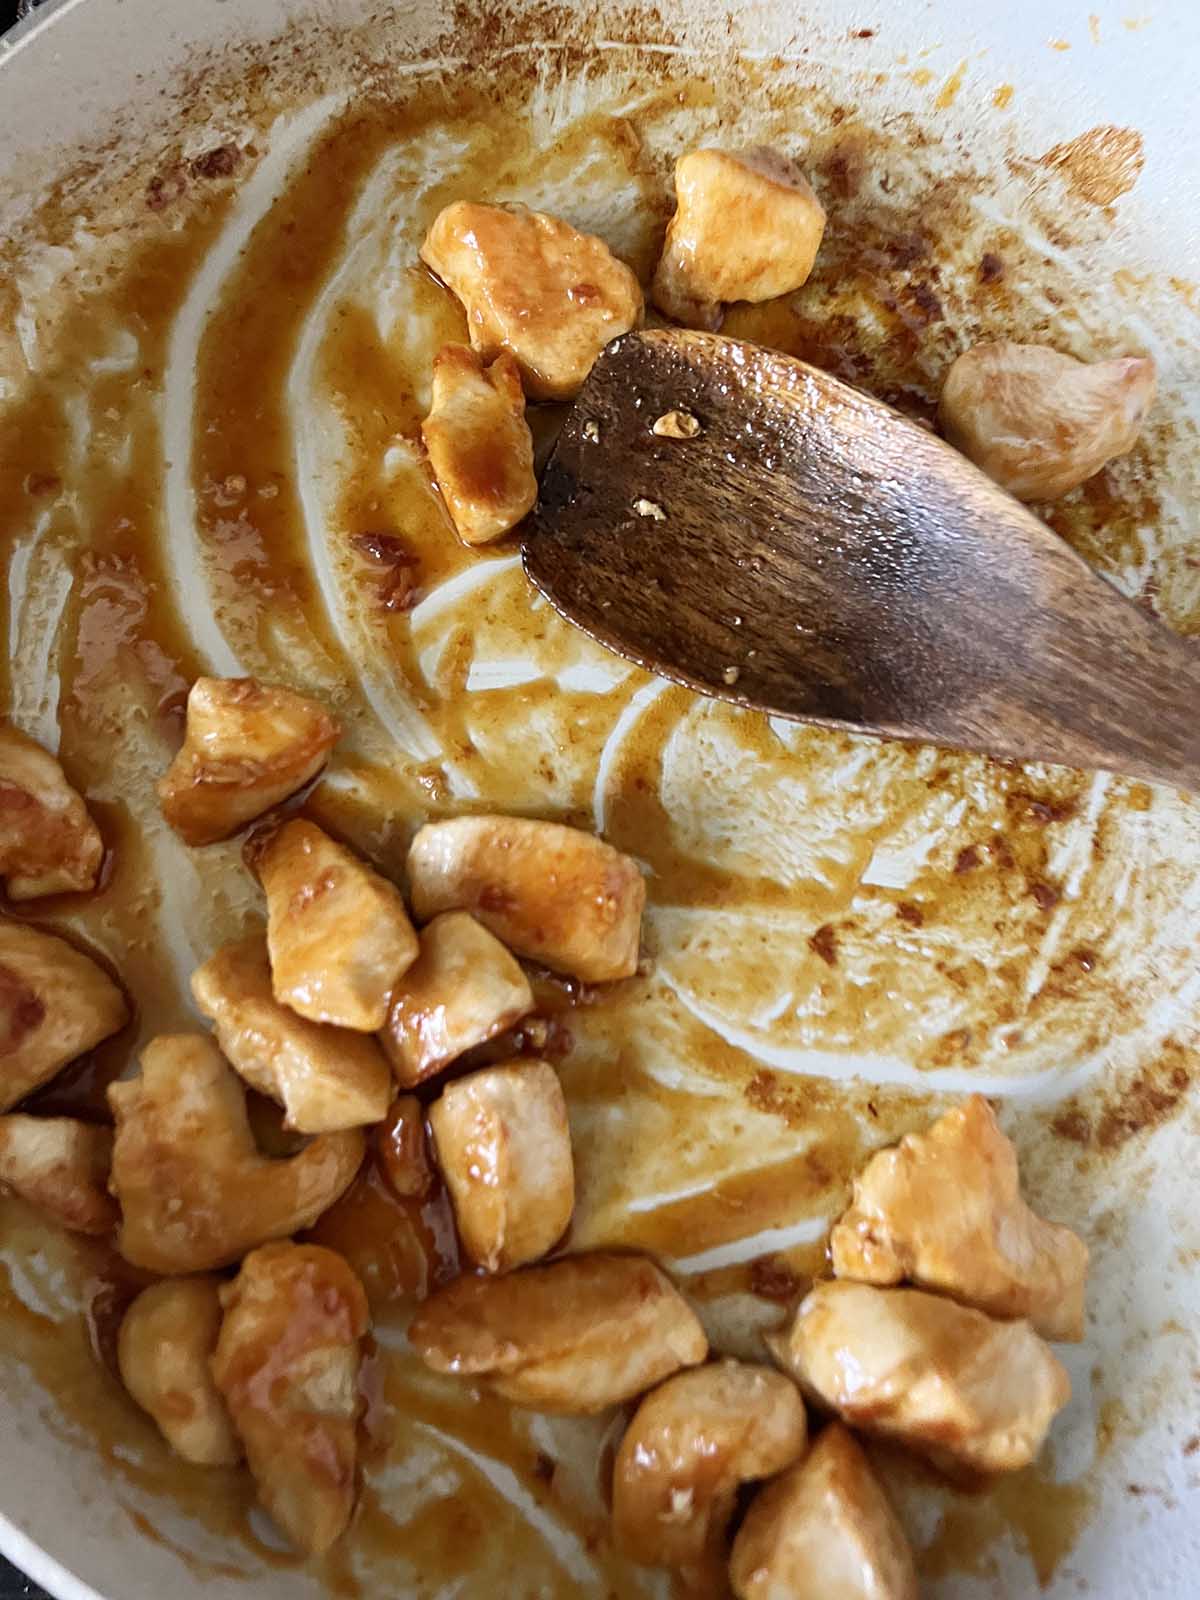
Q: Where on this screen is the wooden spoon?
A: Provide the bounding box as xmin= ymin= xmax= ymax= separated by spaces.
xmin=522 ymin=328 xmax=1200 ymax=791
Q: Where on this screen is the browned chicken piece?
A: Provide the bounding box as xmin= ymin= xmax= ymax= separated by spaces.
xmin=0 ymin=921 xmax=128 ymax=1112
xmin=0 ymin=1114 xmax=116 ymax=1234
xmin=381 ymin=911 xmax=533 ymax=1087
xmin=428 ymin=1059 xmax=573 ymax=1273
xmin=939 ymin=342 xmax=1156 ymax=500
xmin=108 ymin=1034 xmax=364 ymax=1273
xmin=420 ymin=201 xmax=643 ymax=401
xmin=831 ymin=1094 xmax=1088 ymax=1342
xmin=191 ymin=934 xmax=392 ymax=1133
xmin=768 ymin=1280 xmax=1070 ymax=1476
xmin=257 ymin=818 xmax=418 ymax=1032
xmin=407 ymin=816 xmax=645 ymax=984
xmin=158 ymin=677 xmax=339 ymax=846
xmin=211 ymin=1242 xmax=368 ymax=1555
xmin=652 ymin=148 xmax=827 ymax=329
xmin=410 ymin=1252 xmax=707 ymax=1413
xmin=118 ymin=1277 xmax=241 ymax=1466
xmin=730 ymin=1422 xmax=918 ymax=1600
xmin=0 ymin=724 xmax=103 ymax=900
xmin=613 ymin=1360 xmax=808 ymax=1574
xmin=421 ymin=344 xmax=537 ymax=545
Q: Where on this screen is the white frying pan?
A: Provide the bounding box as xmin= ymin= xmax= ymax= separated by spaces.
xmin=2 ymin=2 xmax=1199 ymax=1597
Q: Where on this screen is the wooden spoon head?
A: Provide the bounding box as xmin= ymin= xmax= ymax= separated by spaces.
xmin=522 ymin=329 xmax=1199 ymax=790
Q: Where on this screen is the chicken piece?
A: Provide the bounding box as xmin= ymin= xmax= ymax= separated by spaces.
xmin=730 ymin=1422 xmax=918 ymax=1600
xmin=428 ymin=1059 xmax=573 ymax=1273
xmin=158 ymin=677 xmax=339 ymax=846
xmin=653 ymin=148 xmax=827 ymax=330
xmin=830 ymin=1095 xmax=1088 ymax=1342
xmin=939 ymin=342 xmax=1156 ymax=501
xmin=374 ymin=1094 xmax=434 ymax=1199
xmin=614 ymin=1360 xmax=808 ymax=1573
xmin=407 ymin=816 xmax=645 ymax=984
xmin=118 ymin=1278 xmax=241 ymax=1466
xmin=0 ymin=1114 xmax=116 ymax=1234
xmin=108 ymin=1034 xmax=364 ymax=1273
xmin=0 ymin=724 xmax=103 ymax=900
xmin=768 ymin=1280 xmax=1069 ymax=1476
xmin=420 ymin=202 xmax=643 ymax=401
xmin=191 ymin=934 xmax=392 ymax=1133
xmin=421 ymin=344 xmax=537 ymax=546
xmin=0 ymin=921 xmax=128 ymax=1112
xmin=257 ymin=819 xmax=417 ymax=1032
xmin=211 ymin=1242 xmax=367 ymax=1555
xmin=410 ymin=1252 xmax=707 ymax=1413
xmin=381 ymin=911 xmax=533 ymax=1087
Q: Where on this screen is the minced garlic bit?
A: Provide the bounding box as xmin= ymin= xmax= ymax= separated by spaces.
xmin=722 ymin=666 xmax=740 ymax=685
xmin=652 ymin=410 xmax=701 ymax=439
xmin=634 ymin=498 xmax=666 ymax=521
xmin=582 ymin=420 xmax=601 ymax=443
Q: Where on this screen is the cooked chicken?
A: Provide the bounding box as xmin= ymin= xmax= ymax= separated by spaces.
xmin=421 ymin=344 xmax=537 ymax=545
xmin=0 ymin=724 xmax=103 ymax=899
xmin=653 ymin=147 xmax=827 ymax=329
xmin=407 ymin=816 xmax=645 ymax=983
xmin=381 ymin=911 xmax=533 ymax=1087
xmin=768 ymin=1280 xmax=1070 ymax=1475
xmin=428 ymin=1059 xmax=573 ymax=1272
xmin=420 ymin=202 xmax=643 ymax=400
xmin=211 ymin=1242 xmax=368 ymax=1555
xmin=939 ymin=342 xmax=1156 ymax=500
xmin=0 ymin=1114 xmax=116 ymax=1234
xmin=410 ymin=1252 xmax=707 ymax=1413
xmin=730 ymin=1422 xmax=918 ymax=1600
xmin=158 ymin=677 xmax=339 ymax=846
xmin=118 ymin=1278 xmax=241 ymax=1466
xmin=0 ymin=920 xmax=128 ymax=1111
xmin=257 ymin=819 xmax=418 ymax=1032
xmin=374 ymin=1094 xmax=433 ymax=1199
xmin=191 ymin=934 xmax=392 ymax=1133
xmin=107 ymin=1034 xmax=364 ymax=1273
xmin=613 ymin=1360 xmax=808 ymax=1572
xmin=830 ymin=1094 xmax=1088 ymax=1341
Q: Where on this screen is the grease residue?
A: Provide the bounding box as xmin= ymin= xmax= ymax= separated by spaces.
xmin=1039 ymin=124 xmax=1145 ymax=208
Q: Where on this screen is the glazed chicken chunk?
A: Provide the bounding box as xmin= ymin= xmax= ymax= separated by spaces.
xmin=730 ymin=1422 xmax=918 ymax=1600
xmin=108 ymin=1034 xmax=364 ymax=1273
xmin=257 ymin=819 xmax=418 ymax=1032
xmin=0 ymin=1114 xmax=116 ymax=1234
xmin=428 ymin=1059 xmax=574 ymax=1273
xmin=407 ymin=815 xmax=645 ymax=983
xmin=768 ymin=1280 xmax=1070 ymax=1476
xmin=421 ymin=344 xmax=537 ymax=545
xmin=410 ymin=1252 xmax=707 ymax=1413
xmin=939 ymin=341 xmax=1156 ymax=500
xmin=381 ymin=911 xmax=533 ymax=1086
xmin=0 ymin=723 xmax=103 ymax=899
xmin=653 ymin=147 xmax=827 ymax=329
xmin=211 ymin=1243 xmax=368 ymax=1555
xmin=831 ymin=1095 xmax=1088 ymax=1341
xmin=0 ymin=921 xmax=128 ymax=1111
xmin=420 ymin=201 xmax=643 ymax=400
xmin=158 ymin=677 xmax=339 ymax=846
xmin=118 ymin=1277 xmax=241 ymax=1466
xmin=613 ymin=1360 xmax=808 ymax=1574
xmin=191 ymin=934 xmax=392 ymax=1133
